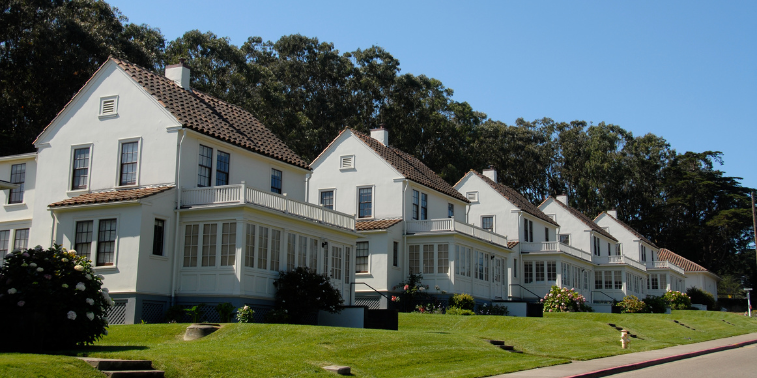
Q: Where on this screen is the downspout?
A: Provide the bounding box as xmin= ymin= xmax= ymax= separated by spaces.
xmin=305 ymin=173 xmax=311 ymax=203
xmin=515 ymin=210 xmax=523 ymax=299
xmin=170 ymin=129 xmax=186 ymax=306
xmin=402 ymin=179 xmax=409 ymax=282
xmin=49 ymin=209 xmax=57 ymax=247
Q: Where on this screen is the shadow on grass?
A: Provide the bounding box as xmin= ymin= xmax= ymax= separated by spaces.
xmin=57 ymin=345 xmax=151 ymax=356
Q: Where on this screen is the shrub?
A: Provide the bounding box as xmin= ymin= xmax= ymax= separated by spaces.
xmin=449 ymin=293 xmax=475 ymax=311
xmin=215 ymin=302 xmax=235 ymax=322
xmin=663 ymin=290 xmax=692 ymax=310
xmin=643 ymin=295 xmax=668 ymax=313
xmin=272 ymin=267 xmax=343 ymax=324
xmin=687 ymin=287 xmax=716 ymax=310
xmin=164 ymin=305 xmax=184 ymax=323
xmin=617 ymin=295 xmax=648 ymax=313
xmin=446 ymin=306 xmax=475 ymax=315
xmin=415 ymin=302 xmax=444 ymax=314
xmin=184 ymin=304 xmax=206 ymax=323
xmin=393 ymin=273 xmax=432 ymax=312
xmin=477 ymin=303 xmax=509 ymax=316
xmin=541 ymin=286 xmax=592 ymax=312
xmin=0 ymin=245 xmax=112 ymax=351
xmin=236 ymin=305 xmax=255 ymax=323
xmin=264 ymin=308 xmax=290 ymax=323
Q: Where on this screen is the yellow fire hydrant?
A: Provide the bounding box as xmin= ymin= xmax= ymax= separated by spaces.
xmin=621 ymin=329 xmax=630 ymax=349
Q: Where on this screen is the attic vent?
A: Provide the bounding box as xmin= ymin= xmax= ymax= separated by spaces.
xmin=99 ymin=96 xmax=118 ymax=117
xmin=466 ymin=191 xmax=479 ymax=202
xmin=340 ymin=155 xmax=354 ymax=169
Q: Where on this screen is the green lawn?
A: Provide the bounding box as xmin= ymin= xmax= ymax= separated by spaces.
xmin=2 ymin=311 xmax=756 ymax=378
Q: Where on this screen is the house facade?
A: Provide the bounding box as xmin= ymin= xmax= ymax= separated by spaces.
xmin=0 ymin=153 xmax=37 ymax=255
xmin=658 ymin=248 xmax=719 ymax=300
xmin=3 ymin=58 xmax=360 ymax=324
xmin=309 ymin=128 xmax=515 ymax=308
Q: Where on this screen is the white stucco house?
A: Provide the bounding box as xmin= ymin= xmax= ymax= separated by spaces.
xmin=657 ymin=248 xmax=719 ymax=300
xmin=308 ymin=128 xmax=515 ymax=309
xmin=2 ymin=57 xmax=360 ymax=324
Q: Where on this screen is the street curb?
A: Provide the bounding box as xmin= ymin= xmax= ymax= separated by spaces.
xmin=563 ymin=339 xmax=757 ymax=378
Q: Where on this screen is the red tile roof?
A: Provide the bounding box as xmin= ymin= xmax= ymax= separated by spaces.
xmin=541 ymin=197 xmax=618 ymax=242
xmin=507 ymin=241 xmax=520 ymax=249
xmin=49 ymin=186 xmax=174 ymax=208
xmin=596 ymin=211 xmax=658 ymax=248
xmin=348 ymin=129 xmax=469 ymax=203
xmin=355 ymin=218 xmax=403 ymax=231
xmin=466 ymin=170 xmax=559 ymax=227
xmin=657 ymin=249 xmax=712 ymax=273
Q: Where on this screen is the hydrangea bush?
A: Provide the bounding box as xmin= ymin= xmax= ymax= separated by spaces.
xmin=236 ymin=305 xmax=255 ymax=323
xmin=617 ymin=295 xmax=648 ymax=313
xmin=663 ymin=290 xmax=692 ymax=310
xmin=541 ymin=286 xmax=592 ymax=312
xmin=0 ymin=245 xmax=113 ymax=351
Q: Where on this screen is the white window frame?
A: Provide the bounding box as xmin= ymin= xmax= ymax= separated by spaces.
xmin=339 ymin=155 xmax=355 ymax=170
xmin=355 ymin=240 xmax=370 ymax=274
xmin=466 ymin=191 xmax=479 ymax=203
xmin=481 ymin=215 xmax=495 ymax=232
xmin=68 ymin=143 xmax=94 ymax=194
xmin=319 ymin=188 xmax=337 ymax=210
xmin=116 ymin=137 xmax=142 ymax=188
xmin=99 ymin=95 xmax=119 ymax=118
xmin=356 ymin=185 xmax=375 ymax=219
xmin=70 ymin=215 xmax=120 ymax=269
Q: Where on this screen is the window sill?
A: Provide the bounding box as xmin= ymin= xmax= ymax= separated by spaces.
xmin=3 ymin=203 xmax=27 ymax=209
xmin=117 ymin=184 xmax=139 ymax=189
xmin=93 ymin=266 xmax=118 ymax=272
xmin=67 ymin=189 xmax=89 ymax=197
xmin=149 ymin=254 xmax=169 ymax=262
xmin=98 ymin=113 xmax=118 ymax=119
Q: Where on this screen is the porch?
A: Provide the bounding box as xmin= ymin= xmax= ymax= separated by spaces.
xmin=520 ymin=241 xmax=592 ymax=262
xmin=405 ymin=219 xmax=508 ymax=248
xmin=594 ymin=255 xmax=647 ymax=271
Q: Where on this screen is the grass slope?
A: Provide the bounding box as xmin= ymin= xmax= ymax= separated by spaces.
xmin=1 ymin=311 xmax=756 ymax=378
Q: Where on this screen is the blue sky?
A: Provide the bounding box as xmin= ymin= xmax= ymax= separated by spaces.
xmin=109 ymin=0 xmax=757 ymax=189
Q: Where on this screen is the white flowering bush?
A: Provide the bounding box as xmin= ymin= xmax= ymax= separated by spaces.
xmin=0 ymin=245 xmax=112 ymax=351
xmin=541 ymin=285 xmax=592 ymax=313
xmin=236 ymin=305 xmax=255 ymax=323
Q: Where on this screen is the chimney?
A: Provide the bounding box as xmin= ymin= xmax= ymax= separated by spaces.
xmin=482 ymin=165 xmax=497 ymax=182
xmin=607 ymin=209 xmax=617 ymax=218
xmin=556 ymin=193 xmax=568 ymax=205
xmin=370 ymin=125 xmax=389 ymax=146
xmin=165 ymin=58 xmax=191 ymax=90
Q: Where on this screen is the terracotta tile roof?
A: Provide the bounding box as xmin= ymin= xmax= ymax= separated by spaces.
xmin=355 ymin=218 xmax=403 ymax=231
xmin=596 ymin=211 xmax=658 ymax=249
xmin=657 ymin=249 xmax=711 ymax=273
xmin=113 ymin=58 xmax=309 ymax=169
xmin=467 ymin=170 xmax=559 ymax=227
xmin=507 ymin=241 xmax=520 ymax=249
xmin=349 ymin=129 xmax=468 ymax=203
xmin=49 ymin=186 xmax=174 ymax=208
xmin=542 ymin=197 xmax=618 ymax=242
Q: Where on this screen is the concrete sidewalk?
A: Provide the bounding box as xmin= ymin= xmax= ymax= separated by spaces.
xmin=493 ymin=332 xmax=757 ymax=378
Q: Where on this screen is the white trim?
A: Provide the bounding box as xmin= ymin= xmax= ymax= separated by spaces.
xmin=356 ymin=185 xmax=375 ymax=220
xmin=0 ymin=153 xmax=37 ymax=162
xmin=480 ymin=214 xmax=495 ymax=232
xmin=318 ymin=187 xmax=337 ymax=210
xmin=70 ymin=215 xmax=120 ymax=269
xmin=466 ymin=191 xmax=479 ymax=203
xmin=68 ymin=143 xmax=94 ymax=192
xmin=115 ymin=137 xmax=142 ymax=188
xmin=98 ymin=95 xmax=119 ymax=118
xmin=339 ymin=154 xmax=355 ymax=170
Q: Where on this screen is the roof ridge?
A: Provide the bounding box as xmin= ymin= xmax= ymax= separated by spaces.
xmin=597 ymin=211 xmax=658 ymax=248
xmin=544 ymin=197 xmax=618 ymax=242
xmin=470 ymin=171 xmax=559 ymax=227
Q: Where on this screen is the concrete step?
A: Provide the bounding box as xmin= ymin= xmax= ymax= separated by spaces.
xmin=488 ymin=340 xmax=505 ymax=346
xmin=498 ymin=345 xmax=515 ymax=351
xmin=102 ymin=370 xmax=165 ymax=378
xmin=79 ymin=358 xmax=164 ymax=377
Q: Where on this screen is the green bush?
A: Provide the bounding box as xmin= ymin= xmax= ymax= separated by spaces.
xmin=0 ymin=245 xmax=112 ymax=351
xmin=446 ymin=306 xmax=475 ymax=315
xmin=542 ymin=286 xmax=592 ymax=312
xmin=164 ymin=305 xmax=184 ymax=323
xmin=272 ymin=267 xmax=343 ymax=324
xmin=215 ymin=302 xmax=235 ymax=322
xmin=617 ymin=295 xmax=648 ymax=313
xmin=236 ymin=305 xmax=255 ymax=323
xmin=184 ymin=304 xmax=206 ymax=323
xmin=449 ymin=293 xmax=475 ymax=311
xmin=687 ymin=287 xmax=716 ymax=310
xmin=643 ymin=295 xmax=668 ymax=313
xmin=663 ymin=290 xmax=691 ymax=310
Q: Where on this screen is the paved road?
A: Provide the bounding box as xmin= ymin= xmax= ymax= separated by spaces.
xmin=609 ymin=344 xmax=757 ymax=377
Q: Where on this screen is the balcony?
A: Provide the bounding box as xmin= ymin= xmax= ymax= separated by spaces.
xmin=520 ymin=242 xmax=592 ymax=262
xmin=405 ymin=219 xmax=509 ymax=248
xmin=181 ymin=184 xmax=356 ymax=230
xmin=593 ymin=255 xmax=646 ymax=271
xmin=647 ymin=260 xmax=685 ymax=275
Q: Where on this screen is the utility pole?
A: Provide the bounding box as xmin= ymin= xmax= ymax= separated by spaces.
xmin=753 ymin=191 xmax=757 ymax=268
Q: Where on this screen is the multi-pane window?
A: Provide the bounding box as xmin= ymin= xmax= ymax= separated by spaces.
xmin=323 ymin=245 xmax=329 ymax=275
xmin=258 ymin=227 xmax=269 ymax=270
xmin=524 ymin=261 xmax=533 ymax=283
xmin=420 ymin=193 xmax=428 ymax=220
xmin=584 ymin=271 xmax=589 ymax=290
xmin=344 ymin=247 xmax=351 ymax=284
xmin=271 ymin=169 xmax=282 ymax=194
xmin=153 ymin=219 xmax=165 ymax=256
xmin=201 ymin=224 xmax=217 ymax=267
xmin=358 ymin=187 xmax=372 ymax=218
xmin=455 ymin=245 xmax=460 ymax=275
xmin=392 ymin=241 xmax=398 ymax=267
xmin=198 ymin=145 xmax=213 ymax=187
xmin=0 ymin=230 xmax=9 ymax=254
xmin=409 ymin=245 xmax=420 ymax=274
xmin=287 ymin=233 xmax=296 ymax=270
xmin=448 ymin=203 xmax=454 ymax=218
xmin=220 ymin=222 xmax=236 ymax=266
xmin=119 ymin=142 xmax=138 ymax=186
xmin=535 ymin=261 xmax=545 ymax=282
xmin=660 ymin=274 xmax=667 ymax=291
xmin=8 ymin=164 xmax=25 ymax=204
xmin=513 ymin=258 xmax=517 ymax=278
xmin=355 ymin=241 xmax=369 ymax=273
xmin=412 ymin=190 xmax=419 ymax=220
xmin=298 ymin=236 xmax=308 ymax=268
xmin=593 ymin=236 xmax=600 ymax=256
xmin=482 ymin=216 xmax=494 ymax=232
xmin=547 ymin=261 xmax=557 ymax=281
xmin=437 ymin=244 xmax=449 ymax=273
xmin=559 ymin=234 xmax=570 ymax=244
xmin=614 ymin=270 xmax=622 ymax=290
xmin=603 ymin=271 xmax=613 ymax=290
xmin=245 ymin=224 xmax=255 ymax=268
xmin=616 ymin=243 xmax=622 ymax=256
xmin=484 ymin=253 xmax=489 ymax=281
xmin=320 ymin=190 xmax=334 ymax=210
xmin=270 ymin=229 xmax=281 ymax=271
xmin=607 ymin=242 xmax=611 ymax=257
xmin=309 ymin=238 xmax=318 ymax=271
xmin=96 ymin=220 xmax=116 ymax=266
xmin=640 ymin=245 xmax=647 ymax=262
xmin=595 ymin=271 xmax=603 ymax=290
xmin=331 ymin=246 xmax=342 ymax=280
xmin=71 ymin=148 xmax=90 ymax=190
xmin=75 ymin=221 xmax=94 ymax=260
xmin=544 ymin=228 xmax=549 ymax=242
xmin=423 ymin=244 xmax=434 ymax=274
xmin=184 ymin=225 xmax=199 ymax=267
xmin=523 ymin=219 xmax=533 ymax=242
xmin=216 ymin=151 xmax=230 ymax=186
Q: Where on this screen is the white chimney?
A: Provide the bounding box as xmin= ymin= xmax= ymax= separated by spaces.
xmin=607 ymin=209 xmax=617 ymax=218
xmin=370 ymin=126 xmax=389 ymax=146
xmin=482 ymin=165 xmax=497 ymax=182
xmin=165 ymin=59 xmax=191 ymax=90
xmin=556 ymin=194 xmax=568 ymax=205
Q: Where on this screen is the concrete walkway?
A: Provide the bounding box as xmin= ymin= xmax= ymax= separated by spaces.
xmin=493 ymin=332 xmax=757 ymax=378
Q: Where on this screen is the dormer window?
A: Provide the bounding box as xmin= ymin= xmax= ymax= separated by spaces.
xmin=99 ymin=95 xmax=118 ymax=117
xmin=340 ymin=155 xmax=354 ymax=169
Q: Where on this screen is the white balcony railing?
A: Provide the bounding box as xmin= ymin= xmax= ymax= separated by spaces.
xmin=181 ymin=184 xmax=356 ymax=230
xmin=647 ymin=260 xmax=685 ymax=275
xmin=406 ymin=219 xmax=509 ymax=248
xmin=520 ymin=241 xmax=593 ymax=262
xmin=593 ymin=255 xmax=647 ymax=271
